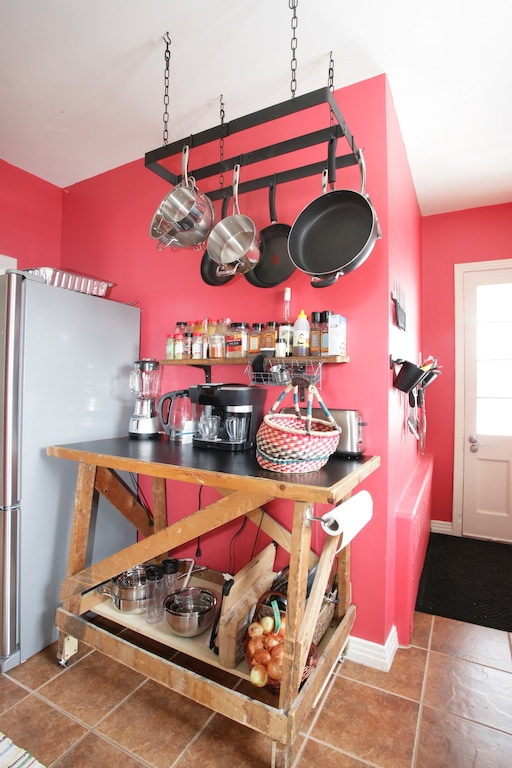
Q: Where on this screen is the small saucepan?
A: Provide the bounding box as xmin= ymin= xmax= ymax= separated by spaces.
xmin=288 ymin=138 xmax=382 ymax=287
xmin=206 ymin=164 xmax=260 ymax=276
xmin=152 ymin=145 xmax=215 ymax=250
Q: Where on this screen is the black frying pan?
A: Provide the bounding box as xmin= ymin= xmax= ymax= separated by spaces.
xmin=200 ymin=193 xmax=235 ymax=286
xmin=288 ymin=138 xmax=381 ymax=288
xmin=244 ymin=180 xmax=295 ymax=288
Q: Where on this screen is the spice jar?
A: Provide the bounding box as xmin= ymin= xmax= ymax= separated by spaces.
xmin=225 ymin=322 xmax=248 ymax=358
xmin=261 ymin=321 xmax=278 ymax=350
xmin=248 ymin=323 xmax=263 ymax=354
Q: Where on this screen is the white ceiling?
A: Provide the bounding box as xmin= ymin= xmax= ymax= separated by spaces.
xmin=1 ymin=0 xmax=511 ymax=216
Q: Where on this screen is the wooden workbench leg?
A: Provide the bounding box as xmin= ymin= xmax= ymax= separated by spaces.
xmin=151 ymin=476 xmax=168 ymax=533
xmin=57 ymin=463 xmax=97 ymax=664
xmin=271 ymin=740 xmax=295 ymax=768
xmin=336 ymin=543 xmax=351 ymax=620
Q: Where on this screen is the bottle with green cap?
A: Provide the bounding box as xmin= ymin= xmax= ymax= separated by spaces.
xmin=292 ymin=309 xmax=310 ymax=357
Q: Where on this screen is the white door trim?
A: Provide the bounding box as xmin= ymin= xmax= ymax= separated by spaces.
xmin=452 ymin=258 xmax=512 ymax=537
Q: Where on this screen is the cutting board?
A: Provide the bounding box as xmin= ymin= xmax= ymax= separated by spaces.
xmin=217 ymin=543 xmax=277 ymax=669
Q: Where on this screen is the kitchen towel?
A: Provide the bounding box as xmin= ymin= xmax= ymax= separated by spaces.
xmin=0 ymin=732 xmax=46 ymax=768
xmin=321 ymin=490 xmax=373 ymax=553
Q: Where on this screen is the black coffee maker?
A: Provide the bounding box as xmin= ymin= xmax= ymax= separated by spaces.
xmin=189 ymin=383 xmax=266 ymax=451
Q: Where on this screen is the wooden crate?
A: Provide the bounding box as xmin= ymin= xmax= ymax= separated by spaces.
xmin=217 ymin=543 xmax=277 ymax=669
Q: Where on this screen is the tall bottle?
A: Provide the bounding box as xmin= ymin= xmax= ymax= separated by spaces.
xmin=278 ymin=287 xmax=293 ymax=356
xmin=292 ymin=310 xmax=310 ymax=357
xmin=162 ymin=558 xmax=179 ymax=597
xmin=309 ymin=312 xmax=322 ymax=356
xmin=145 ymin=567 xmax=165 ymax=624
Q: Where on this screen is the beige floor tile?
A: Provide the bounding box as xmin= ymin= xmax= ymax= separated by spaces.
xmin=416 ymin=705 xmax=512 ymax=767
xmin=424 ymin=651 xmax=512 ymax=734
xmin=339 ymin=646 xmax=427 ymax=701
xmin=5 ymin=640 xmax=91 ymax=691
xmin=0 ymin=674 xmax=29 ymax=715
xmin=0 ymin=693 xmax=87 ymax=766
xmin=53 ymin=731 xmax=148 ymax=767
xmin=431 ymin=616 xmax=512 ymax=672
xmin=311 ymin=675 xmax=418 ymax=768
xmin=410 ymin=611 xmax=433 ymax=649
xmin=297 ymin=739 xmax=369 ymax=767
xmin=37 ymin=650 xmax=145 ymax=727
xmin=173 ymin=712 xmax=274 ymax=768
xmin=96 ymin=678 xmax=213 ymax=767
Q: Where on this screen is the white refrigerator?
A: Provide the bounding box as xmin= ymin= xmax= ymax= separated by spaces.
xmin=0 ymin=271 xmax=141 ymax=671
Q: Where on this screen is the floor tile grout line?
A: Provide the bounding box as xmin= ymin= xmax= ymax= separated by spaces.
xmin=167 ymin=710 xmax=218 ymax=768
xmin=410 ymin=612 xmax=434 ymax=768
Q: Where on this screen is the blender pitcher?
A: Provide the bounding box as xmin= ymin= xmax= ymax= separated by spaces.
xmin=128 ymin=359 xmax=161 ymax=438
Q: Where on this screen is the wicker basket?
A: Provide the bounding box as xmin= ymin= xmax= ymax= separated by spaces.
xmin=256 ymin=383 xmax=341 ymax=473
xmin=243 ymin=590 xmax=320 ymax=692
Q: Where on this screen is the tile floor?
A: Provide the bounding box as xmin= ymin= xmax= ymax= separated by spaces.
xmin=1 ymin=612 xmax=511 ymax=767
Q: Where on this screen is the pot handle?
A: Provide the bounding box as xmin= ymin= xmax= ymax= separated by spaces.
xmin=232 ymin=164 xmax=241 ymax=215
xmin=357 ymin=148 xmax=367 ymax=196
xmin=97 ymin=584 xmax=114 ymax=601
xmin=181 ymin=144 xmax=190 ymax=187
xmin=311 ymin=272 xmax=340 ymax=288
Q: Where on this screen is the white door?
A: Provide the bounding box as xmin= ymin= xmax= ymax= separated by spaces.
xmin=453 ymin=259 xmax=512 ymax=543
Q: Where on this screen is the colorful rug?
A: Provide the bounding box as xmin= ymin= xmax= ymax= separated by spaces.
xmin=416 ymin=533 xmax=512 ymax=631
xmin=0 ymin=733 xmax=46 ymax=768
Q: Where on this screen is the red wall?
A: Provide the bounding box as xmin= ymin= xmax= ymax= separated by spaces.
xmin=0 ymin=75 xmax=442 ymax=649
xmin=422 ymin=203 xmax=512 ymax=522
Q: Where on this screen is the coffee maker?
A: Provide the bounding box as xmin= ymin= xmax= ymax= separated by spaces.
xmin=189 ymin=383 xmax=266 ymax=451
xmin=128 ymin=359 xmax=161 ymax=438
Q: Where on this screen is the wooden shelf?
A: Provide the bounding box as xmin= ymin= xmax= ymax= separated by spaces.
xmin=159 ymin=355 xmax=349 ymax=365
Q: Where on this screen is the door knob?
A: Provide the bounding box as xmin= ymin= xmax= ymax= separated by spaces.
xmin=470 ymin=444 xmax=479 ymax=453
xmin=468 ymin=434 xmax=486 ymax=444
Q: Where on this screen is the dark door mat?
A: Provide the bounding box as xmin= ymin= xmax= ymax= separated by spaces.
xmin=415 ymin=532 xmax=512 ymax=631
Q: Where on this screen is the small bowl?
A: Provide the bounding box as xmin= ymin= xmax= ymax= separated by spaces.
xmin=164 ymin=587 xmax=218 ymax=637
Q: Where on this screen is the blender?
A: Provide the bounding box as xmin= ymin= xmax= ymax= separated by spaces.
xmin=128 ymin=359 xmax=161 ymax=438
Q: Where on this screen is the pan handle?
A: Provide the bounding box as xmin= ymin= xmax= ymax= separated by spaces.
xmin=327 ymin=135 xmax=337 ymax=188
xmin=181 ymin=145 xmax=190 ymax=187
xmin=311 ymin=272 xmax=340 ymax=288
xmin=357 ymin=148 xmax=367 ymax=196
xmin=269 ymin=178 xmax=278 ymax=223
xmin=232 ymin=164 xmax=241 ymax=215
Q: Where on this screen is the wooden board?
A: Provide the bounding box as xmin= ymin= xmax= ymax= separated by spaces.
xmin=217 ymin=543 xmax=277 ymax=669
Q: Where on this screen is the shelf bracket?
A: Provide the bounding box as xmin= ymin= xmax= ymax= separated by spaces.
xmin=191 ymin=364 xmax=212 ymax=383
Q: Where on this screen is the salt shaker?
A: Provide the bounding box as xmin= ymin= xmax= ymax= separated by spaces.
xmin=145 ymin=567 xmax=164 ymax=624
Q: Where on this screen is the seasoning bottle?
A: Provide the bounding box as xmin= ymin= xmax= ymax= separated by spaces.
xmin=174 ymin=332 xmax=185 ymax=360
xmin=320 ymin=311 xmax=333 ymax=356
xmin=145 ymin=567 xmax=164 ymax=624
xmin=309 ymin=312 xmax=322 ymax=356
xmin=225 ymin=322 xmax=246 ymax=358
xmin=191 ymin=332 xmax=203 ymax=359
xmin=161 ymin=558 xmax=179 ymax=598
xmin=262 ymin=321 xmax=278 ymax=350
xmin=292 ymin=310 xmax=310 ymax=356
xmin=249 ymin=323 xmax=263 ymax=354
xmin=278 ymin=287 xmax=293 ymax=356
xmin=184 ymin=332 xmax=193 ymax=359
xmin=165 ymin=334 xmax=175 ymax=360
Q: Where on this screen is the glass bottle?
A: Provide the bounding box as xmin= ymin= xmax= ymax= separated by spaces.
xmin=145 ymin=567 xmax=164 ymax=624
xmin=320 ymin=311 xmax=333 ymax=356
xmin=162 ymin=558 xmax=179 ymax=598
xmin=249 ymin=323 xmax=263 ymax=354
xmin=165 ymin=334 xmax=175 ymax=360
xmin=262 ymin=321 xmax=278 ymax=350
xmin=278 ymin=287 xmax=293 ymax=356
xmin=309 ymin=312 xmax=322 ymax=356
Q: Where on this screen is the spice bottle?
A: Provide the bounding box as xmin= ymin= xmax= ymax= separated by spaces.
xmin=191 ymin=332 xmax=203 ymax=359
xmin=165 ymin=334 xmax=175 ymax=360
xmin=292 ymin=310 xmax=310 ymax=356
xmin=278 ymin=287 xmax=293 ymax=356
xmin=309 ymin=312 xmax=322 ymax=356
xmin=174 ymin=333 xmax=185 ymax=359
xmin=249 ymin=323 xmax=263 ymax=354
xmin=262 ymin=321 xmax=278 ymax=350
xmin=320 ymin=311 xmax=333 ymax=356
xmin=145 ymin=567 xmax=164 ymax=624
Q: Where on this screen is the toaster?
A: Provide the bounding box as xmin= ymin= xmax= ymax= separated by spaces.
xmin=281 ymin=407 xmax=366 ymax=457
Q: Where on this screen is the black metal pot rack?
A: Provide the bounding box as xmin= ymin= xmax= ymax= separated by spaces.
xmin=145 ymin=88 xmax=360 ymax=201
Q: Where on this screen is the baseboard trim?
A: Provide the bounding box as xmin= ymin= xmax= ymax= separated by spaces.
xmin=345 ymin=625 xmax=399 ymax=671
xmin=430 ymin=520 xmax=454 ymax=535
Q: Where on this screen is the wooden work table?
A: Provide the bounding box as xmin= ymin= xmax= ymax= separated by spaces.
xmin=48 ymin=436 xmax=380 ymax=768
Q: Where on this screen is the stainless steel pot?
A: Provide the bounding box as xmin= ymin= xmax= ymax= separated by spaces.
xmin=164 ymin=587 xmax=218 ymax=637
xmin=150 ymin=145 xmax=215 ymax=250
xmin=206 ymin=164 xmax=260 ymax=275
xmin=97 ymin=566 xmax=147 ymax=613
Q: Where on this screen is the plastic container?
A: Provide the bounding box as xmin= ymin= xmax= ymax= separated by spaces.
xmin=145 ymin=568 xmax=165 ymax=624
xmin=292 ymin=310 xmax=310 ymax=356
xmin=162 ymin=559 xmax=179 ymax=597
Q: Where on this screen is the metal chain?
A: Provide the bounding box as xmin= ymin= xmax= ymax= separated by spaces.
xmin=328 ymin=51 xmax=335 ymax=128
xmin=162 ymin=33 xmax=171 ymax=146
xmin=289 ymin=0 xmax=298 ymax=99
xmin=219 ymin=94 xmax=225 ymax=188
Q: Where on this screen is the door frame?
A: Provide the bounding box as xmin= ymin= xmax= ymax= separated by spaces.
xmin=452 ymin=257 xmax=512 ymax=536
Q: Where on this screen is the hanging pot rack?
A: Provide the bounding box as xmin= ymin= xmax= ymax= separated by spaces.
xmin=145 ymin=87 xmax=360 ymax=202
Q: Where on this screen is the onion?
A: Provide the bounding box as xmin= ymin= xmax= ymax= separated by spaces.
xmin=247 ymin=636 xmax=264 ymax=656
xmin=260 ymin=615 xmax=275 ymax=634
xmin=247 ymin=621 xmax=264 ymax=637
xmin=277 ymin=616 xmax=286 ymax=637
xmin=264 ymin=634 xmax=281 ymax=651
xmin=250 ymin=664 xmax=269 ymax=688
xmin=252 ymin=648 xmax=271 ymax=667
xmin=270 ymin=642 xmax=284 ymax=660
xmin=267 ymin=659 xmax=283 ymax=680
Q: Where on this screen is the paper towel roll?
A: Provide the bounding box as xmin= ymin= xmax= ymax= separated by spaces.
xmin=321 ymin=490 xmax=373 ymax=553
